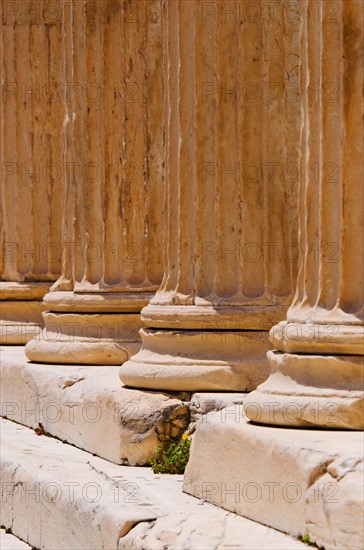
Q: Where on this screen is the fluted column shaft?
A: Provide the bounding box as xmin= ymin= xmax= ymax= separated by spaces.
xmin=245 ymin=0 xmax=364 ymax=428
xmin=120 ymin=0 xmax=301 ymax=390
xmin=25 ymin=0 xmax=165 ymax=364
xmin=1 ymin=0 xmax=63 ymax=343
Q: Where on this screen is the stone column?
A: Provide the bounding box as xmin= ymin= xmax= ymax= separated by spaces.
xmin=245 ymin=0 xmax=364 ymax=428
xmin=1 ymin=0 xmax=63 ymax=343
xmin=120 ymin=0 xmax=301 ymax=390
xmin=25 ymin=0 xmax=165 ymax=364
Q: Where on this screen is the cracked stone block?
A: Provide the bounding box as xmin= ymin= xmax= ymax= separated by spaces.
xmin=0 ymin=346 xmax=190 ymax=465
xmin=119 ymin=513 xmax=306 ymax=550
xmin=183 ymin=411 xmax=364 ymax=550
xmin=188 ymin=392 xmax=248 ymax=433
xmin=1 ymin=420 xmax=305 ymax=550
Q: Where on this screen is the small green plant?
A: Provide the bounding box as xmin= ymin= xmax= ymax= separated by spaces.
xmin=300 ymin=534 xmax=320 ymax=548
xmin=150 ymin=433 xmax=191 ymax=474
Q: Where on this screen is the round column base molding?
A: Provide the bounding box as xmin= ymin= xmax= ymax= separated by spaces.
xmin=270 ymin=321 xmax=364 ymax=355
xmin=119 ymin=328 xmax=271 ymax=391
xmin=24 ymin=311 xmax=143 ymax=365
xmin=141 ymin=303 xmax=288 ymax=330
xmin=0 ymin=281 xmax=52 ymax=300
xmin=243 ymin=351 xmax=364 ymax=430
xmin=25 ymin=336 xmax=140 ymax=365
xmin=43 ymin=290 xmax=153 ymax=313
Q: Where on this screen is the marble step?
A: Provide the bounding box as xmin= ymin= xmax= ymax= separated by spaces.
xmin=0 ymin=346 xmax=190 ymax=466
xmin=0 ymin=346 xmax=249 ymax=465
xmin=1 ymin=419 xmax=306 ymax=550
xmin=184 ymin=410 xmax=364 ymax=550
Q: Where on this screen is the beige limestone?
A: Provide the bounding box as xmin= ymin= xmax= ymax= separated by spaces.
xmin=0 ymin=283 xmax=49 ymax=344
xmin=0 ymin=346 xmax=189 ymax=465
xmin=120 ymin=0 xmax=301 ymax=390
xmin=24 ymin=0 xmax=165 ymax=364
xmin=270 ymin=320 xmax=364 ymax=355
xmin=121 ymin=329 xmax=271 ymax=391
xmin=245 ymin=350 xmax=364 ymax=429
xmin=1 ymin=419 xmax=306 ymax=550
xmin=0 ymin=4 xmax=63 ymax=343
xmin=24 ymin=311 xmax=143 ymax=365
xmin=184 ymin=413 xmax=364 ymax=550
xmin=245 ymin=0 xmax=364 ymax=428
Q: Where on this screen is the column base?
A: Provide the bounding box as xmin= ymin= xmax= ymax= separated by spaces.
xmin=0 ymin=282 xmax=51 ymax=344
xmin=24 ymin=290 xmax=154 ymax=365
xmin=270 ymin=320 xmax=364 ymax=354
xmin=119 ymin=328 xmax=271 ymax=391
xmin=25 ymin=311 xmax=142 ymax=365
xmin=244 ymin=350 xmax=364 ymax=429
xmin=142 ymin=302 xmax=288 ymax=329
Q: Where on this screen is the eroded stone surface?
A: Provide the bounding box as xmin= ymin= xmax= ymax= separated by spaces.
xmin=188 ymin=392 xmax=247 ymax=433
xmin=1 ymin=11 xmax=63 ymax=343
xmin=1 ymin=420 xmax=306 ymax=550
xmin=183 ymin=413 xmax=364 ymax=550
xmin=23 ymin=0 xmax=165 ymax=365
xmin=120 ymin=0 xmax=300 ymax=391
xmin=119 ymin=513 xmax=306 ymax=550
xmin=0 ymin=346 xmax=189 ymax=465
xmin=245 ymin=0 xmax=364 ymax=428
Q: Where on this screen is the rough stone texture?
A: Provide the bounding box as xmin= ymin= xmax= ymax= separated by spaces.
xmin=120 ymin=0 xmax=300 ymax=391
xmin=0 ymin=529 xmax=31 ymax=550
xmin=1 ymin=1 xmax=362 ymax=545
xmin=1 ymin=420 xmax=306 ymax=550
xmin=184 ymin=413 xmax=364 ymax=550
xmin=245 ymin=0 xmax=364 ymax=428
xmin=24 ymin=0 xmax=165 ymax=365
xmin=119 ymin=513 xmax=306 ymax=550
xmin=189 ymin=392 xmax=247 ymax=433
xmin=0 ymin=346 xmax=189 ymax=466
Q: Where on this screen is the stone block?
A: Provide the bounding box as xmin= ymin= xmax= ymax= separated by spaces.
xmin=184 ymin=413 xmax=364 ymax=550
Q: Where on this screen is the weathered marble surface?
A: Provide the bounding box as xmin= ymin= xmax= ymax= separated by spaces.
xmin=184 ymin=412 xmax=364 ymax=550
xmin=1 ymin=346 xmax=188 ymax=466
xmin=245 ymin=0 xmax=364 ymax=428
xmin=120 ymin=0 xmax=300 ymax=390
xmin=1 ymin=13 xmax=63 ymax=343
xmin=1 ymin=419 xmax=306 ymax=550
